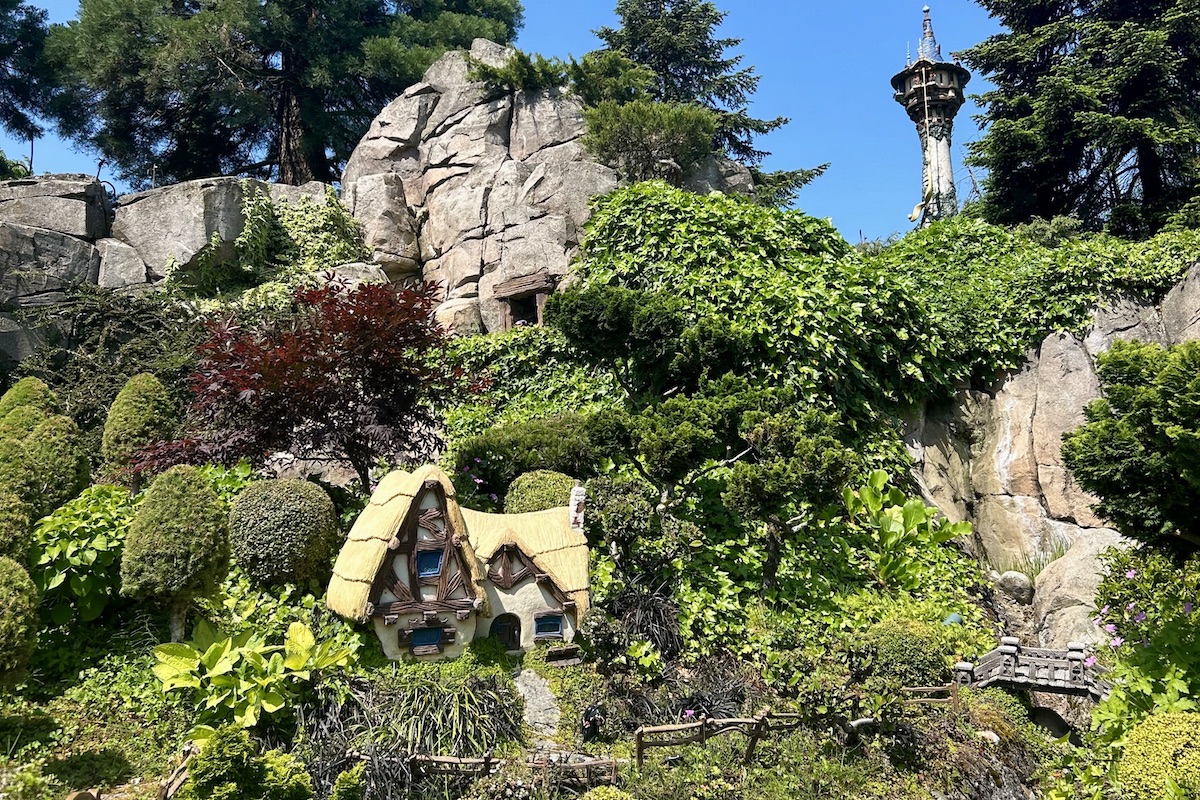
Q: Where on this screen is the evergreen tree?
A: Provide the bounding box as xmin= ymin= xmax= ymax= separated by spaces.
xmin=44 ymin=0 xmax=523 ymax=186
xmin=964 ymin=0 xmax=1200 ymax=235
xmin=0 ymin=0 xmax=48 ymax=141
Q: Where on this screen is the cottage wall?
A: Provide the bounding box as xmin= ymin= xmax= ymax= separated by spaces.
xmin=480 ymin=578 xmax=577 ymax=650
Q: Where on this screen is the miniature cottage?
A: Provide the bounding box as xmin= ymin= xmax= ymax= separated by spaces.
xmin=326 ymin=465 xmax=589 ymax=659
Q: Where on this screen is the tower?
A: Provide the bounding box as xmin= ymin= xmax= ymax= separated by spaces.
xmin=892 ymin=6 xmax=971 ymax=225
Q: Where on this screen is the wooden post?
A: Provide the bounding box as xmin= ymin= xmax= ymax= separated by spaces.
xmin=743 ymin=707 xmax=771 ymax=765
xmin=699 ymin=715 xmax=708 ymax=744
xmin=636 ymin=727 xmax=644 ymax=770
xmin=950 ymin=681 xmax=960 ymax=714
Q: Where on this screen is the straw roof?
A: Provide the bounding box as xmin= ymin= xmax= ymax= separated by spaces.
xmin=326 ymin=465 xmax=487 ymax=622
xmin=328 ymin=465 xmax=591 ymax=623
xmin=461 ymin=506 xmax=590 ymax=614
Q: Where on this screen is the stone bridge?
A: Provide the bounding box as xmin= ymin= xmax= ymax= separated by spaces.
xmin=954 ymin=637 xmax=1110 ymax=701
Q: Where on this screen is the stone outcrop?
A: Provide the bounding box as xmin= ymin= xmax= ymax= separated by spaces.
xmin=908 ymin=264 xmax=1200 ymax=648
xmin=342 ymin=38 xmax=753 ymax=333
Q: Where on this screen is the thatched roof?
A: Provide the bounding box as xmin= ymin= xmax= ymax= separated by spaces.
xmin=462 ymin=506 xmax=590 ymax=614
xmin=326 ymin=465 xmax=487 ymax=622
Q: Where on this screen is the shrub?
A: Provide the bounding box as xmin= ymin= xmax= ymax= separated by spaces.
xmin=581 ymin=788 xmax=633 ymax=800
xmin=0 ymin=405 xmax=47 ymax=438
xmin=21 ymin=414 xmax=91 ymax=520
xmin=0 ymin=377 xmax=60 ymax=420
xmin=178 ymin=725 xmax=312 ymax=800
xmin=453 ymin=414 xmax=601 ymax=509
xmin=862 ymin=617 xmax=950 ymax=689
xmin=504 ymin=470 xmax=576 ymax=513
xmin=229 ymin=479 xmax=339 ymax=586
xmin=583 ymin=100 xmax=718 ymax=184
xmin=0 ymin=489 xmax=31 ymax=561
xmin=29 ymin=485 xmax=140 ymax=624
xmin=102 ymin=372 xmax=177 ymax=477
xmin=0 ymin=556 xmax=39 ymax=687
xmin=121 ymin=465 xmax=229 ymax=641
xmin=1117 ymin=712 xmax=1200 ymax=799
xmin=330 ymin=763 xmax=364 ymax=800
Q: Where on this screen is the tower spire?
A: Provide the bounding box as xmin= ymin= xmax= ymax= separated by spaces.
xmin=918 ymin=5 xmax=943 ymax=62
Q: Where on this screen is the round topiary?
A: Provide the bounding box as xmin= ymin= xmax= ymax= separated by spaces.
xmin=102 ymin=373 xmax=177 ymax=476
xmin=229 ymin=479 xmax=338 ymax=586
xmin=0 ymin=405 xmax=48 ymax=438
xmin=504 ymin=470 xmax=576 ymax=513
xmin=1118 ymin=712 xmax=1200 ymax=800
xmin=864 ymin=617 xmax=950 ymax=688
xmin=0 ymin=489 xmax=32 ymax=562
xmin=122 ymin=465 xmax=229 ymax=641
xmin=21 ymin=414 xmax=91 ymax=520
xmin=0 ymin=556 xmax=39 ymax=687
xmin=0 ymin=377 xmax=60 ymax=420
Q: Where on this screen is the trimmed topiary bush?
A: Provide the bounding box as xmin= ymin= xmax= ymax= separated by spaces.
xmin=102 ymin=372 xmax=177 ymax=477
xmin=0 ymin=556 xmax=39 ymax=687
xmin=122 ymin=465 xmax=229 ymax=641
xmin=862 ymin=617 xmax=950 ymax=689
xmin=178 ymin=725 xmax=312 ymax=800
xmin=0 ymin=489 xmax=31 ymax=562
xmin=0 ymin=377 xmax=60 ymax=420
xmin=1118 ymin=712 xmax=1200 ymax=800
xmin=0 ymin=405 xmax=47 ymax=438
xmin=228 ymin=479 xmax=339 ymax=587
xmin=22 ymin=414 xmax=91 ymax=520
xmin=505 ymin=470 xmax=576 ymax=513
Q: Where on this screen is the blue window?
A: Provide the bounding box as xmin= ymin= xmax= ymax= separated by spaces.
xmin=411 ymin=628 xmax=442 ymax=648
xmin=535 ymin=615 xmax=564 ymax=638
xmin=416 ymin=550 xmax=444 ymax=578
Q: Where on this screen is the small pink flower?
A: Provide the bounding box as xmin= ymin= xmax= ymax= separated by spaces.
xmin=473 ymin=477 xmax=483 ymax=484
xmin=1110 ymin=637 xmax=1124 ymax=647
xmin=1084 ymin=656 xmax=1096 ymax=667
xmin=1126 ymin=569 xmax=1138 ymax=579
xmin=1126 ymin=601 xmax=1137 ymax=612
xmin=1092 ymin=617 xmax=1102 ymax=627
xmin=1104 ymin=623 xmax=1117 ymax=634
xmin=1100 ymin=605 xmax=1110 ymax=615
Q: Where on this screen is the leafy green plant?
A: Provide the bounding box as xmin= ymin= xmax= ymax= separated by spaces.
xmin=583 ymin=100 xmax=717 ymax=184
xmin=177 ymin=724 xmax=311 ymax=800
xmin=330 ymin=763 xmax=365 ymax=800
xmin=153 ymin=619 xmax=353 ymax=732
xmin=29 ymin=485 xmax=140 ymax=625
xmin=228 ymin=479 xmax=339 ymax=587
xmin=1116 ymin=713 xmax=1200 ymax=800
xmin=102 ymin=372 xmax=177 ymax=479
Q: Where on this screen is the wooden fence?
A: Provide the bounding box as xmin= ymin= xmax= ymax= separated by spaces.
xmin=900 ymin=683 xmax=960 ymax=711
xmin=406 ymin=752 xmax=618 ymax=786
xmin=634 ymin=707 xmax=806 ymax=769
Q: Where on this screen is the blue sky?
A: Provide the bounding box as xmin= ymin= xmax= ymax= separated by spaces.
xmin=2 ymin=0 xmax=1002 ymax=242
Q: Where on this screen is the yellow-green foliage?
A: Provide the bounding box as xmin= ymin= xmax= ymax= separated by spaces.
xmin=21 ymin=415 xmax=90 ymax=520
xmin=504 ymin=470 xmax=576 ymax=513
xmin=228 ymin=479 xmax=338 ymax=587
xmin=864 ymin=617 xmax=951 ymax=688
xmin=0 ymin=556 xmax=39 ymax=687
xmin=178 ymin=725 xmax=311 ymax=800
xmin=0 ymin=405 xmax=47 ymax=438
xmin=0 ymin=377 xmax=59 ymax=420
xmin=330 ymin=763 xmax=364 ymax=800
xmin=102 ymin=372 xmax=176 ymax=475
xmin=0 ymin=489 xmax=31 ymax=561
xmin=581 ymin=788 xmax=633 ymax=800
xmin=121 ymin=465 xmax=229 ymax=602
xmin=1118 ymin=712 xmax=1200 ymax=799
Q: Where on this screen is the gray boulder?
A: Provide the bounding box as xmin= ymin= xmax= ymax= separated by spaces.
xmin=1034 ymin=528 xmax=1129 ymax=649
xmin=0 ymin=175 xmax=110 ymax=241
xmin=0 ymin=222 xmax=100 ymax=307
xmin=997 ymin=571 xmax=1034 ymax=605
xmin=96 ymin=238 xmax=150 ymax=289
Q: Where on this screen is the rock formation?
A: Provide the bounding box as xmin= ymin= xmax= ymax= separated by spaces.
xmin=907 ymin=264 xmax=1200 ymax=648
xmin=341 ymin=38 xmax=754 ymax=335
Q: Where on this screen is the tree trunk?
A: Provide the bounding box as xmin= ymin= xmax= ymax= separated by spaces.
xmin=277 ymin=88 xmax=314 ymax=186
xmin=168 ymin=594 xmax=191 ymax=643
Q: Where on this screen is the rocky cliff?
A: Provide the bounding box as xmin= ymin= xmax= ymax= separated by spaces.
xmin=907 ymin=264 xmax=1200 ymax=648
xmin=341 ymin=38 xmax=753 ymax=335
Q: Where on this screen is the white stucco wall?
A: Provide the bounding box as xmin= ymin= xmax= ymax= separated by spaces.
xmin=480 ymin=577 xmax=577 ymax=650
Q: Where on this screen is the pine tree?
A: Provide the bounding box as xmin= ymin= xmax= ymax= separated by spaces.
xmin=964 ymin=0 xmax=1200 ymax=235
xmin=44 ymin=0 xmax=524 ymax=186
xmin=0 ymin=0 xmax=48 ymax=141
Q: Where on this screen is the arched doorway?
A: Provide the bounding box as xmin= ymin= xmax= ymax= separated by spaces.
xmin=489 ymin=614 xmax=521 ymax=651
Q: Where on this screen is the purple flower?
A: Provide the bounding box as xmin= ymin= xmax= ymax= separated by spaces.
xmin=683 ymin=710 xmax=695 ymax=718
xmin=474 ymin=457 xmax=482 ymax=464
xmin=473 ymin=477 xmax=483 ymax=485
xmin=1084 ymin=656 xmax=1096 ymax=668
xmin=1092 ymin=617 xmax=1102 ymax=627
xmin=1126 ymin=569 xmax=1138 ymax=579
xmin=1110 ymin=637 xmax=1124 ymax=648
xmin=1134 ymin=612 xmax=1147 ymax=623
xmin=1186 ymin=602 xmax=1195 ymax=615
xmin=489 ymin=493 xmax=498 ymax=502
xmin=1100 ymin=605 xmax=1110 ymax=616
xmin=1126 ymin=602 xmax=1137 ymax=612
xmin=1104 ymin=623 xmax=1117 ymax=634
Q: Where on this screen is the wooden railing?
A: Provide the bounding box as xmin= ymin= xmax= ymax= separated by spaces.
xmin=406 ymin=752 xmax=617 ymax=786
xmin=634 ymin=707 xmax=805 ymax=769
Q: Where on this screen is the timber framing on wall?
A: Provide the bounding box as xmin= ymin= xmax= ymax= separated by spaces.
xmin=367 ymin=480 xmax=479 ymax=623
xmin=486 ymin=543 xmax=573 ymax=608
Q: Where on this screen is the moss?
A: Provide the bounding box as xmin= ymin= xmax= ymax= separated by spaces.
xmin=121 ymin=465 xmax=228 ymax=637
xmin=504 ymin=469 xmax=576 ymax=513
xmin=0 ymin=556 xmax=39 ymax=687
xmin=1117 ymin=712 xmax=1200 ymax=799
xmin=0 ymin=489 xmax=31 ymax=562
xmin=228 ymin=479 xmax=339 ymax=587
xmin=0 ymin=377 xmax=60 ymax=420
xmin=101 ymin=373 xmax=176 ymax=476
